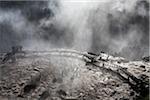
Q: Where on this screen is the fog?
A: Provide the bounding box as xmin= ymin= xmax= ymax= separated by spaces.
xmin=0 ymin=0 xmax=149 ymax=60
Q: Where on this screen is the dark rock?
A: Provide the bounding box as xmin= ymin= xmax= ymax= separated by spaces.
xmin=57 ymin=89 xmax=67 ymax=96
xmin=139 ymin=65 xmax=146 ymax=69
xmin=39 ymin=90 xmax=50 ymax=100
xmin=142 ymin=56 xmax=150 ymax=62
xmin=23 ymin=84 xmax=37 ymax=94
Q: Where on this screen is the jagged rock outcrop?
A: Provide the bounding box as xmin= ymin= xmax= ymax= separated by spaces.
xmin=0 ymin=49 xmax=149 ymax=100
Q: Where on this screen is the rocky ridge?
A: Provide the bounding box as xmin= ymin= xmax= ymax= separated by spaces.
xmin=0 ymin=49 xmax=149 ymax=100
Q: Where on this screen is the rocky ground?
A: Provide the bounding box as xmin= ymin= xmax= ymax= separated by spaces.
xmin=0 ymin=49 xmax=149 ymax=100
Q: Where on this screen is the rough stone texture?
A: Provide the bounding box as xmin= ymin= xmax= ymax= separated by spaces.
xmin=0 ymin=50 xmax=149 ymax=100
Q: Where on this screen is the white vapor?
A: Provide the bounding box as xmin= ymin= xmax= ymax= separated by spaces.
xmin=48 ymin=0 xmax=113 ymax=51
xmin=0 ymin=0 xmax=148 ymax=59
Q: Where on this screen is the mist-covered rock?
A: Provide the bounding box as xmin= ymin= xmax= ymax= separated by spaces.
xmin=0 ymin=49 xmax=149 ymax=100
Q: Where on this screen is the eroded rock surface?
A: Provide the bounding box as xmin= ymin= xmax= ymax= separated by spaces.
xmin=0 ymin=50 xmax=149 ymax=100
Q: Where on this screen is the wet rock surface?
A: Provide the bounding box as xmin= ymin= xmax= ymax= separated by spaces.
xmin=0 ymin=50 xmax=149 ymax=100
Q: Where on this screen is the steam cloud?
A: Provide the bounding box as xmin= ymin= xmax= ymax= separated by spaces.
xmin=0 ymin=0 xmax=149 ymax=60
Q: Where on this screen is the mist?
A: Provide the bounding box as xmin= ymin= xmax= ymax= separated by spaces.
xmin=0 ymin=0 xmax=149 ymax=60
